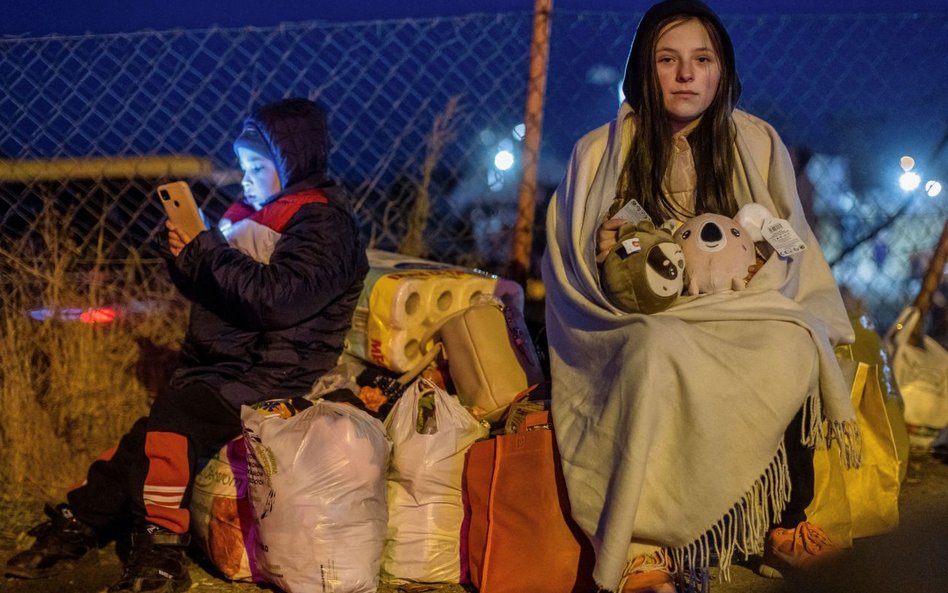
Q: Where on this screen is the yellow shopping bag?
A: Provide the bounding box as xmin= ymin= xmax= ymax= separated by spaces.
xmin=807 ymin=432 xmax=854 ymax=548
xmin=846 ymin=363 xmax=902 ymax=538
xmin=842 ymin=313 xmax=910 ymax=482
xmin=807 ymin=361 xmax=902 ymax=545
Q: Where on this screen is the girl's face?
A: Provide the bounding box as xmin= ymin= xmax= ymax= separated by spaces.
xmin=654 ymin=18 xmax=721 ymax=133
xmin=236 ymin=146 xmax=282 ymax=210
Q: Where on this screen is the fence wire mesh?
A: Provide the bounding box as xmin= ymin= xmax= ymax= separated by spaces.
xmin=1 ymin=10 xmax=946 ymax=334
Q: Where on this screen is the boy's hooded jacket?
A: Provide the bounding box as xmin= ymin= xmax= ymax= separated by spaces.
xmin=167 ymin=99 xmax=368 ymax=408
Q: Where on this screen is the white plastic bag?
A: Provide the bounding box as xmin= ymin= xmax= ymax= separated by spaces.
xmin=885 ymin=306 xmax=948 ymax=432
xmin=380 ymin=378 xmax=489 ymax=583
xmin=241 ymin=399 xmax=391 ymax=593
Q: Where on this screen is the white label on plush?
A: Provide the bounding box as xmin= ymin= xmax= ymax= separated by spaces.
xmin=761 ymin=218 xmax=806 ymax=257
xmin=621 ymin=237 xmax=642 ymax=256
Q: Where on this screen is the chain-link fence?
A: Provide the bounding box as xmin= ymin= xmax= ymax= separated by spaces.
xmin=0 ymin=14 xmax=534 ymax=269
xmin=2 ymin=10 xmax=947 ymax=333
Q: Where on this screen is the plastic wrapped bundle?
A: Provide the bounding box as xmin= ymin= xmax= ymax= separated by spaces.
xmin=241 ymin=399 xmax=391 ymax=593
xmin=344 ymin=249 xmax=524 ymax=372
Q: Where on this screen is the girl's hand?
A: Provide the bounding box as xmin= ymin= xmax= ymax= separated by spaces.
xmin=596 ymin=217 xmax=626 ymax=264
xmin=744 ymin=257 xmax=765 ymax=283
xmin=166 ymin=220 xmax=192 ymax=258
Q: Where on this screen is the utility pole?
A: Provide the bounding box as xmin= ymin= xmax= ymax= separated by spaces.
xmin=507 ymin=0 xmax=553 ymax=287
xmin=911 ymin=124 xmax=948 ymax=343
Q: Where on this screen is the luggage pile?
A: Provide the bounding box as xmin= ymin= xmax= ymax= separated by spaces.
xmin=190 ymin=250 xmax=574 ymax=593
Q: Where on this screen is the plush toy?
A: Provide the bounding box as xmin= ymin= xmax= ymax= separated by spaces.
xmin=600 ymin=220 xmax=685 ymax=313
xmin=673 ymin=212 xmax=756 ymax=295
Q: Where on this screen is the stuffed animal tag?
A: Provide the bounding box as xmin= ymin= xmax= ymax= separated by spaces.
xmin=620 ymin=237 xmax=642 ymax=256
xmin=734 ymin=203 xmax=806 ymax=257
xmin=760 ymin=219 xmax=806 ymax=257
xmin=610 ymin=198 xmax=652 ymax=224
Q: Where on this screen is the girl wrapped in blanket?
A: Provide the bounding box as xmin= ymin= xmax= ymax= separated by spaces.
xmin=541 ymin=1 xmax=860 ymax=591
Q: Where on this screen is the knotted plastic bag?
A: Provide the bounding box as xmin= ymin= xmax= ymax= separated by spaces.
xmin=380 ymin=378 xmax=488 ymax=584
xmin=241 ymin=399 xmax=391 ymax=593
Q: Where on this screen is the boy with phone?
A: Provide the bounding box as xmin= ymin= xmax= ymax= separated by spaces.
xmin=5 ymin=98 xmax=369 ymax=593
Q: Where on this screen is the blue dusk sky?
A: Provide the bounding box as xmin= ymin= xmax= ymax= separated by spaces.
xmin=4 ymin=0 xmax=947 ymax=36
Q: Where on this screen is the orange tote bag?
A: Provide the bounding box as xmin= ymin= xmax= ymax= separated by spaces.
xmin=463 ymin=410 xmax=597 ymax=593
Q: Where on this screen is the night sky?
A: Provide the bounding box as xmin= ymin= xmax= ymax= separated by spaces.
xmin=4 ymin=0 xmax=947 ymax=36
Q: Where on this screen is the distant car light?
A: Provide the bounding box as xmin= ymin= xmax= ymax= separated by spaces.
xmin=29 ymin=307 xmax=80 ymax=322
xmin=79 ymin=307 xmax=117 ymax=324
xmin=29 ymin=305 xmax=118 ymax=324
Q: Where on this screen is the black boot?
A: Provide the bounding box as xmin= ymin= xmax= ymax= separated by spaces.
xmin=108 ymin=523 xmax=191 ymax=593
xmin=4 ymin=503 xmax=99 ymax=579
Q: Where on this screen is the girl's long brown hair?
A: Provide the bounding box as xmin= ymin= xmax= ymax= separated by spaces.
xmin=616 ymin=16 xmax=738 ymax=223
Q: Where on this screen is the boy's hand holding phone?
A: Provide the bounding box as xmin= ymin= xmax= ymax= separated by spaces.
xmin=166 ymin=220 xmax=191 ymax=257
xmin=157 ymin=181 xmax=208 ymax=257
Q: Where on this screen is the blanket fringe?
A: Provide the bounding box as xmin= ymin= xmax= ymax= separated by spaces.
xmin=668 ymin=440 xmax=790 ymax=593
xmin=666 ymin=394 xmax=863 ymax=593
xmin=802 ymin=389 xmax=823 ymax=447
xmin=828 ymin=419 xmax=862 ymax=469
xmin=803 ymin=392 xmax=862 ymax=469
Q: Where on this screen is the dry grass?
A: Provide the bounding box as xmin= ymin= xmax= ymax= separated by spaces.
xmin=0 ymin=204 xmax=187 ymax=502
xmin=398 ymin=96 xmax=461 ymax=258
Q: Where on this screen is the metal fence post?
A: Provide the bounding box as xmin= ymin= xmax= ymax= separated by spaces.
xmin=507 ymin=0 xmax=553 ymax=287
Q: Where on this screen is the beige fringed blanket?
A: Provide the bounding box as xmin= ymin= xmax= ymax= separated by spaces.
xmin=542 ymin=105 xmax=861 ymax=591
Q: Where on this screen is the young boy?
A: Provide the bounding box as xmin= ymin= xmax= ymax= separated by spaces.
xmin=5 ymin=98 xmax=369 ymax=593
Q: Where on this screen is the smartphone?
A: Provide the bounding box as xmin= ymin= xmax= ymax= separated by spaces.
xmin=157 ymin=181 xmax=207 ymax=239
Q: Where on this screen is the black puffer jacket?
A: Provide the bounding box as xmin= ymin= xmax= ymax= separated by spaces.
xmin=167 ymin=99 xmax=368 ymax=408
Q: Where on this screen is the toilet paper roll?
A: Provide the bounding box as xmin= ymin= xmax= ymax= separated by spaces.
xmin=368 ymin=274 xmax=429 ymax=331
xmin=425 ymin=279 xmax=459 ymax=324
xmin=346 ymin=249 xmax=527 ymax=372
xmin=367 ymin=273 xmax=518 ymax=372
xmin=365 ymin=329 xmax=427 ymax=373
xmin=457 ymin=277 xmax=497 ymax=310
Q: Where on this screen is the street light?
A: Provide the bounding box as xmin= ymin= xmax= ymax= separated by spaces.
xmin=898 ymin=154 xmax=941 ymax=195
xmin=900 ymin=170 xmax=922 ymax=191
xmin=925 ymin=180 xmax=943 ymax=198
xmin=494 ymin=149 xmax=514 ymax=171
